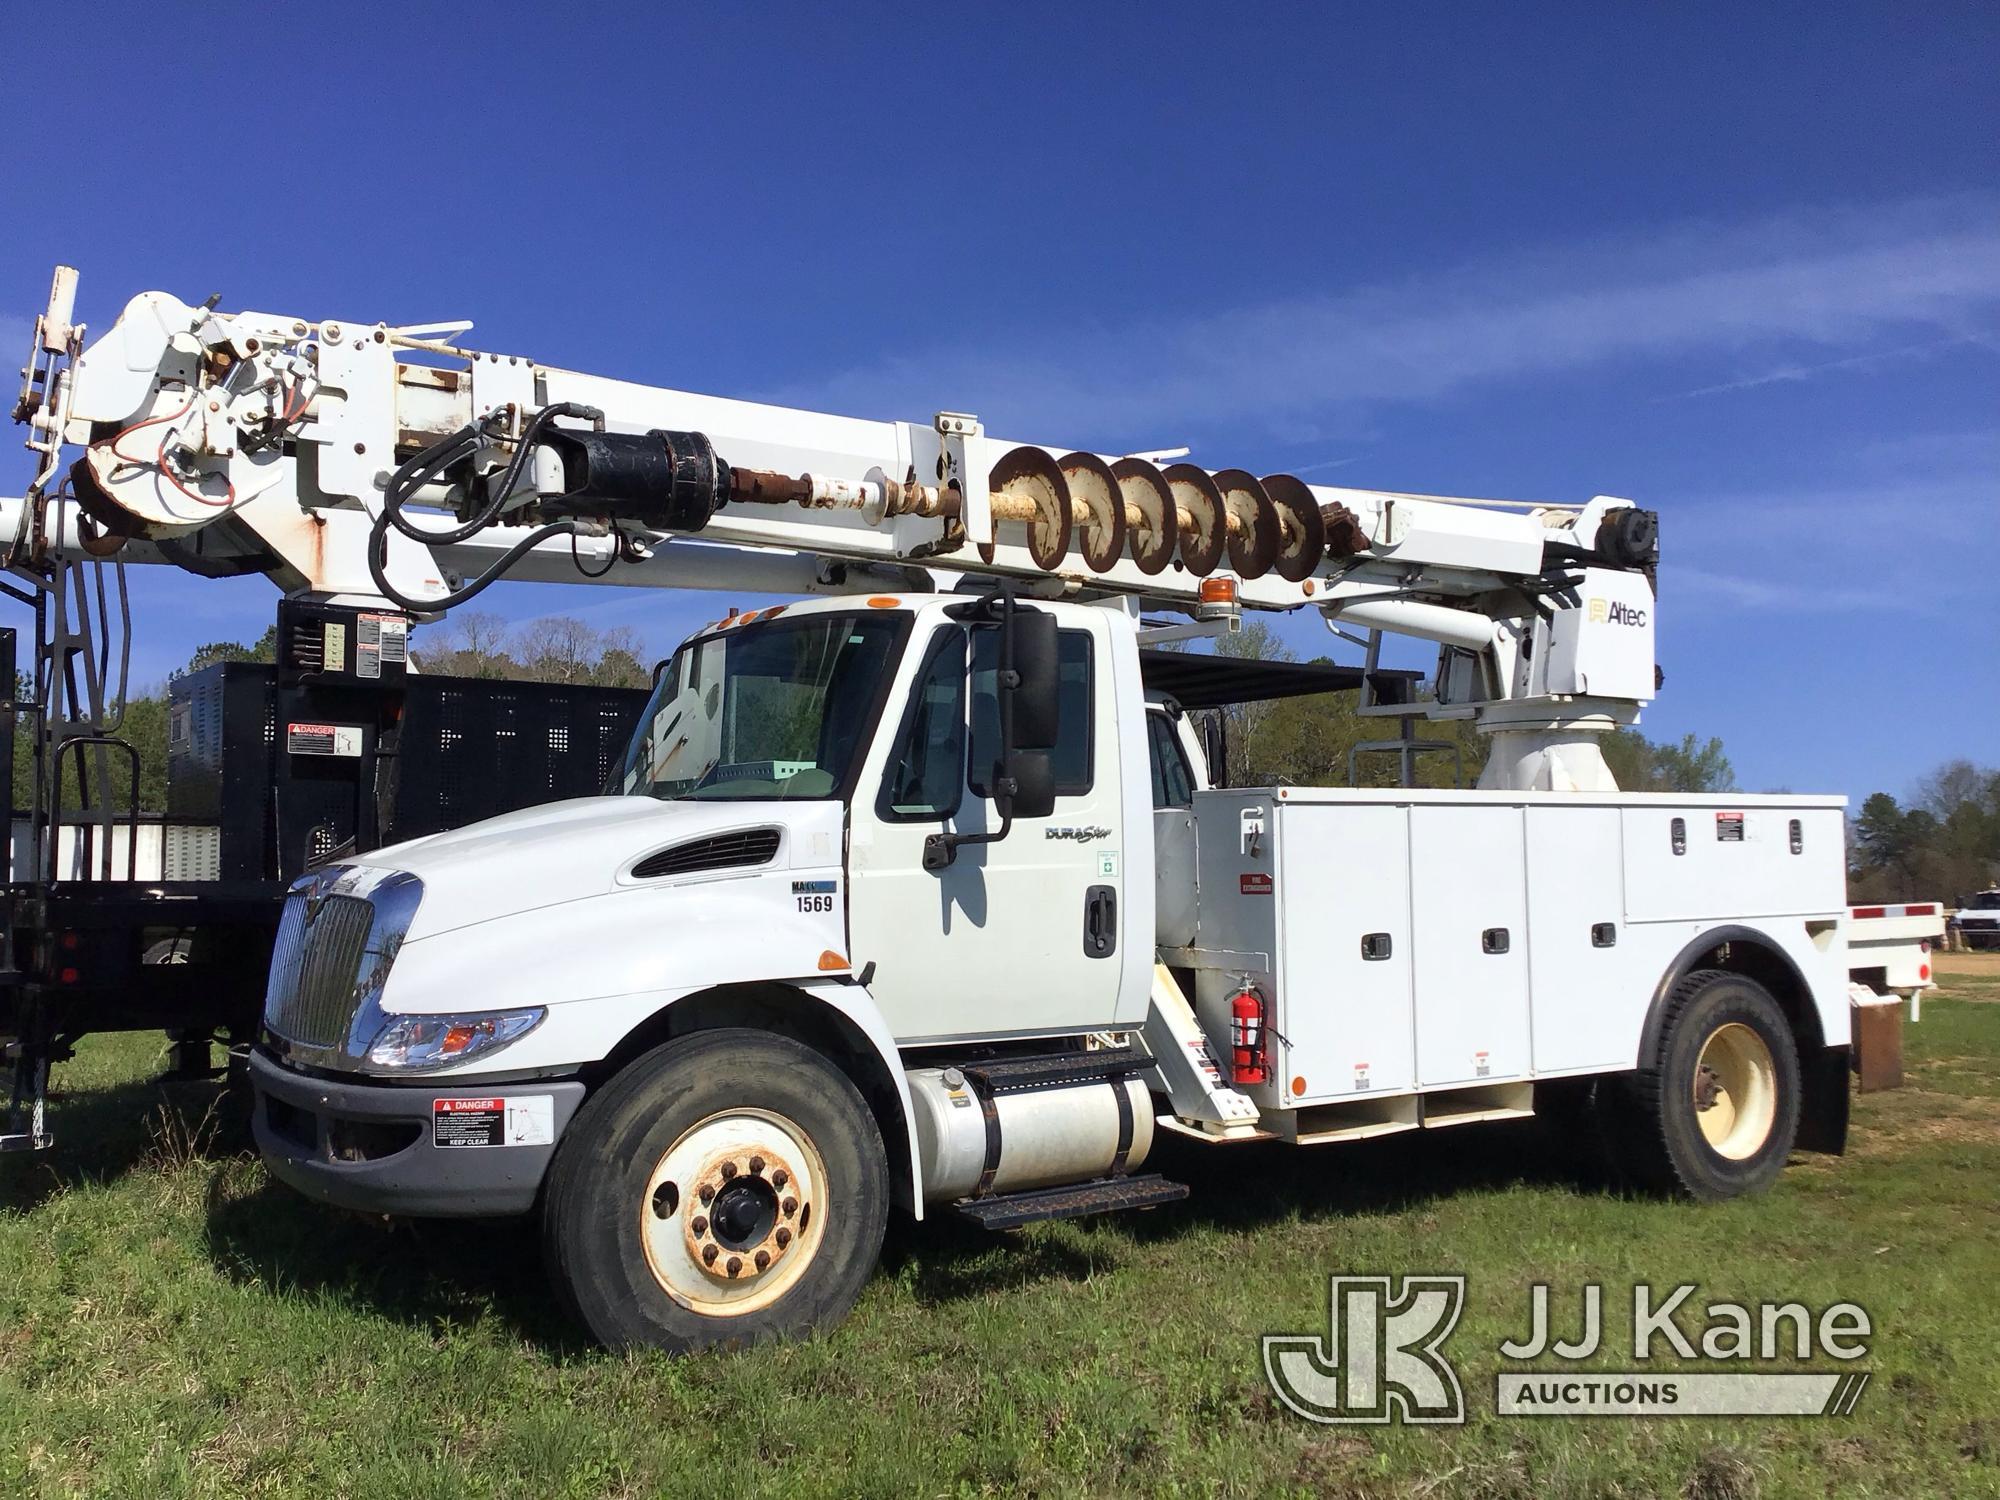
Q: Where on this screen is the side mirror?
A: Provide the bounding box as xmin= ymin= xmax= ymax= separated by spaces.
xmin=1198 ymin=709 xmax=1227 ymax=789
xmin=925 ymin=590 xmax=1063 ymax=872
xmin=651 ymin=657 xmax=671 ymax=689
xmin=1009 ymin=610 xmax=1060 ymax=750
xmin=1002 ymin=748 xmax=1056 ymax=821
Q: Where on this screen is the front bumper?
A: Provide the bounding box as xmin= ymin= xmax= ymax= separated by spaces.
xmin=249 ymin=1049 xmax=586 ymax=1217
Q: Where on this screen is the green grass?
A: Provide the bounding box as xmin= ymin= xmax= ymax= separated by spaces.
xmin=4 ymin=994 xmax=1998 ymax=1499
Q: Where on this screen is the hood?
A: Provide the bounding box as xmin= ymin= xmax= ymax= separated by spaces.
xmin=351 ymin=796 xmax=835 ymax=940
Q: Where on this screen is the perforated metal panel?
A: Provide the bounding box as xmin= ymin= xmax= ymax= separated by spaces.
xmin=166 ymin=665 xmax=648 ymax=878
xmin=388 ymin=679 xmax=648 ymax=846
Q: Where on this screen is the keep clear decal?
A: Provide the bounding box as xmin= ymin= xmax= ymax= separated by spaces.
xmin=431 ymin=1096 xmax=555 ymax=1147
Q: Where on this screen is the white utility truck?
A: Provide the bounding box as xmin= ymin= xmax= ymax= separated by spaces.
xmin=1953 ymin=890 xmax=2000 ymax=952
xmin=7 ymin=269 xmax=1928 ymax=1351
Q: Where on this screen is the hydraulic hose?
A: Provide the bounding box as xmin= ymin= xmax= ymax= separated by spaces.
xmin=368 ymin=399 xmax=608 ymax=613
xmin=379 ymin=401 xmax=602 ymax=548
xmin=367 ymin=508 xmax=583 ymax=614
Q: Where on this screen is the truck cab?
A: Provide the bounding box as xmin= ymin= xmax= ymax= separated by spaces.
xmin=251 ymin=591 xmax=1175 ymax=1347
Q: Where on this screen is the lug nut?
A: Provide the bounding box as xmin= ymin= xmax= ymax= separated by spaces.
xmin=749 ymin=1155 xmax=765 ymax=1174
xmin=772 ymin=1169 xmax=789 ymax=1189
xmin=701 ymin=1243 xmax=718 ymax=1265
xmin=782 ymin=1197 xmax=797 ymax=1217
xmin=721 ymin=1161 xmax=738 ymax=1180
xmin=726 ymin=1256 xmax=742 ymax=1276
xmin=754 ymin=1250 xmax=770 ymax=1270
xmin=775 ymin=1227 xmax=792 ymax=1248
xmin=698 ymin=1183 xmax=714 ymax=1204
xmin=690 ymin=1216 xmax=707 ymax=1236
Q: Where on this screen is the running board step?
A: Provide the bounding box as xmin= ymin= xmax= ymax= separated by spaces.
xmin=958 ymin=1046 xmax=1157 ymax=1096
xmin=955 ymin=1172 xmax=1189 ymax=1231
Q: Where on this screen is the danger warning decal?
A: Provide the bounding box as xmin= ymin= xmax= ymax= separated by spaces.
xmin=287 ymin=722 xmax=363 ymax=757
xmin=431 ymin=1095 xmax=555 ymax=1148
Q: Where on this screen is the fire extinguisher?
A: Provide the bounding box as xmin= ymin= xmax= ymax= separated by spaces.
xmin=1229 ymin=984 xmax=1268 ymax=1085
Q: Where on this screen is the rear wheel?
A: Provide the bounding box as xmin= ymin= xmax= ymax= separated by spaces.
xmin=542 ymin=1028 xmax=888 ymax=1352
xmin=1620 ymin=970 xmax=1801 ymax=1201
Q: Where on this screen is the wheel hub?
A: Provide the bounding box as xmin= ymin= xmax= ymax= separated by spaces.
xmin=639 ymin=1108 xmax=826 ymax=1316
xmin=682 ymin=1144 xmax=804 ymax=1281
xmin=1692 ymin=1022 xmax=1778 ymax=1161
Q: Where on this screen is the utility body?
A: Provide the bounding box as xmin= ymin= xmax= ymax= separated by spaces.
xmin=3 ymin=270 xmax=1937 ymax=1350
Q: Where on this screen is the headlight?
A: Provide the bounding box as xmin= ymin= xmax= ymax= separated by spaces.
xmin=364 ymin=1007 xmax=546 ymax=1072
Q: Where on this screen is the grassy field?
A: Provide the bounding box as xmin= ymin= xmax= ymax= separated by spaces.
xmin=3 ymin=980 xmax=1997 ymax=1499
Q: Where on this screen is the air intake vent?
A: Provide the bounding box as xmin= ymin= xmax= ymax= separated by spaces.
xmin=632 ymin=827 xmax=781 ymax=880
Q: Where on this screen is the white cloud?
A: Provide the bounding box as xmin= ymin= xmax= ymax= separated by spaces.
xmin=1662 ymin=452 xmax=1998 ymax=618
xmin=1671 ymin=567 xmax=1902 ymax=613
xmin=763 ymin=193 xmax=2000 ymax=447
xmin=1658 ymin=336 xmax=1984 ymax=400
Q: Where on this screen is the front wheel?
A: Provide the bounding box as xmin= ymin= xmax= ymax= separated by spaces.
xmin=542 ymin=1028 xmax=889 ymax=1352
xmin=1618 ymin=969 xmax=1801 ymax=1201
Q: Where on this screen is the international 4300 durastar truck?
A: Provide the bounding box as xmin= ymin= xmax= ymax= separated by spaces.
xmin=5 ymin=270 xmax=1937 ymax=1350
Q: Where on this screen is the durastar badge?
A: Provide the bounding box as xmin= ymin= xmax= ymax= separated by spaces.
xmin=1046 ymin=825 xmax=1114 ymax=842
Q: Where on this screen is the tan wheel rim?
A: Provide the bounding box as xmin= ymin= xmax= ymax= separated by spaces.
xmin=1692 ymin=1023 xmax=1778 ymax=1160
xmin=639 ymin=1108 xmax=828 ymax=1317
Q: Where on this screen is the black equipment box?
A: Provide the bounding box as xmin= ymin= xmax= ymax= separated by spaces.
xmin=169 ymin=666 xmax=648 ymax=882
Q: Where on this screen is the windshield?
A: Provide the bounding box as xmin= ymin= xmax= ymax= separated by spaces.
xmin=1968 ymin=892 xmax=2000 ymax=911
xmin=615 ymin=612 xmax=903 ymax=801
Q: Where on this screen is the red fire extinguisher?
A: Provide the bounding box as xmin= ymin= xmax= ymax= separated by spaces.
xmin=1229 ymin=985 xmax=1268 ymax=1085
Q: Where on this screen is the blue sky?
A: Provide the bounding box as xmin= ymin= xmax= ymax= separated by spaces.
xmin=2 ymin=3 xmax=1994 ymax=801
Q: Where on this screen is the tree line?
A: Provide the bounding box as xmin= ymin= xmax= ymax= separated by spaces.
xmin=16 ymin=608 xmax=1988 ymax=910
xmin=1849 ymin=762 xmax=2000 ymax=904
xmin=1202 ymin=622 xmax=1735 ymax=795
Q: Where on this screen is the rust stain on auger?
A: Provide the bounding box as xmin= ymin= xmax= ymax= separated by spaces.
xmin=726 ymin=446 xmax=1363 ymax=580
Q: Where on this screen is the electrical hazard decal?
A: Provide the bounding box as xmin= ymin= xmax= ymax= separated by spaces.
xmin=286 ymin=722 xmax=363 ymax=758
xmin=431 ymin=1095 xmax=555 ymax=1148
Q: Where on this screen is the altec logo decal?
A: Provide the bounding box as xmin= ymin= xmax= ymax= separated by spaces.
xmin=1587 ymin=598 xmax=1649 ymax=627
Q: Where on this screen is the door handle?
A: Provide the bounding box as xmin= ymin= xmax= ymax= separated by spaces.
xmin=1083 ymin=884 xmax=1117 ymax=959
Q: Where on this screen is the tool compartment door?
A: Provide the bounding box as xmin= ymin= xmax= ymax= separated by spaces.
xmin=1276 ymin=802 xmax=1416 ymax=1104
xmin=1411 ymin=804 xmax=1530 ymax=1088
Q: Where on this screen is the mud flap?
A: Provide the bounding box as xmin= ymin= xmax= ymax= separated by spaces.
xmin=1796 ymin=1044 xmax=1851 ymax=1156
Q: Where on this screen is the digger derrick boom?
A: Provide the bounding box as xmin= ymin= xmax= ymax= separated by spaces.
xmin=10 ymin=269 xmax=1661 ymax=791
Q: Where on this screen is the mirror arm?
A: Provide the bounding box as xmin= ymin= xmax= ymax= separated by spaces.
xmin=923 ymin=801 xmax=1013 ymax=872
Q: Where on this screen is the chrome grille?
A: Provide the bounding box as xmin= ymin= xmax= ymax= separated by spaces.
xmin=265 ymin=891 xmax=375 ymax=1048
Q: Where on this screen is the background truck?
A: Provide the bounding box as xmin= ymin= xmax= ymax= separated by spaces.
xmin=4 ymin=268 xmax=1936 ymax=1351
xmin=1950 ymin=890 xmax=2000 ymax=951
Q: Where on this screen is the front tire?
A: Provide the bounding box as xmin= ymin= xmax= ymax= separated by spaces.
xmin=542 ymin=1028 xmax=889 ymax=1352
xmin=1620 ymin=970 xmax=1801 ymax=1201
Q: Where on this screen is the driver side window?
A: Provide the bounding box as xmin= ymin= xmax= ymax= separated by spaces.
xmin=877 ymin=631 xmax=967 ymax=821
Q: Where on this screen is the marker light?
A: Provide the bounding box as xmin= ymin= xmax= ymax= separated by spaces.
xmin=365 ymin=1007 xmax=546 ymax=1072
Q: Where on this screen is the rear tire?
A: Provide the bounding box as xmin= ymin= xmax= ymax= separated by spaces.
xmin=542 ymin=1028 xmax=889 ymax=1352
xmin=1618 ymin=970 xmax=1801 ymax=1201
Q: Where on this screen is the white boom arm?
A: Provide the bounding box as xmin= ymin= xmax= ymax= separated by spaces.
xmin=9 ymin=268 xmax=1661 ymax=790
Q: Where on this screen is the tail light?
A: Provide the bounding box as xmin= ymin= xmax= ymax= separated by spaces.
xmin=1229 ymin=985 xmax=1269 ymax=1085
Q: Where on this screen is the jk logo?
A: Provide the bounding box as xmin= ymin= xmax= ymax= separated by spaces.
xmin=1263 ymin=1276 xmax=1467 ymax=1425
